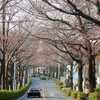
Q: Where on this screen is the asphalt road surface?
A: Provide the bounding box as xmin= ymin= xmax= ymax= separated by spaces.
xmin=17 ymin=78 xmax=74 ymax=100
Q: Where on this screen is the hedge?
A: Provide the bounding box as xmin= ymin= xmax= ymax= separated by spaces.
xmin=56 ymin=80 xmax=65 ymax=89
xmin=62 ymin=88 xmax=71 ymax=96
xmin=0 ymin=81 xmax=32 ymax=100
xmin=62 ymin=88 xmax=86 ymax=100
xmin=71 ymin=91 xmax=78 ymax=99
xmin=55 ymin=80 xmax=88 ymax=100
xmin=77 ymin=92 xmax=87 ymax=100
xmin=89 ymin=92 xmax=100 ymax=100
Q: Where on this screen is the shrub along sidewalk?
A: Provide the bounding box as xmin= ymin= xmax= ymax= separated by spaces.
xmin=89 ymin=88 xmax=100 ymax=100
xmin=55 ymin=80 xmax=100 ymax=100
xmin=55 ymin=80 xmax=87 ymax=100
xmin=0 ymin=81 xmax=32 ymax=100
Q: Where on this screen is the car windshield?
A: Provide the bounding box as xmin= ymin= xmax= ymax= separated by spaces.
xmin=30 ymin=89 xmax=40 ymax=92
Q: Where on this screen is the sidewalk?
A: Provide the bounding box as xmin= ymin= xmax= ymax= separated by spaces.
xmin=44 ymin=80 xmax=74 ymax=100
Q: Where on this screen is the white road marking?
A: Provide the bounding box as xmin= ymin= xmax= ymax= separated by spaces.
xmin=43 ymin=88 xmax=46 ymax=100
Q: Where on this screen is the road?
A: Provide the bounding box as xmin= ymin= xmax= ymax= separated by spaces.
xmin=17 ymin=78 xmax=74 ymax=100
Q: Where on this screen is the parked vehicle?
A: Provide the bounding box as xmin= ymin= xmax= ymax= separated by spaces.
xmin=40 ymin=75 xmax=48 ymax=80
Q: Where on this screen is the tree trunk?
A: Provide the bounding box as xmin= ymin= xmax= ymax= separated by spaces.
xmin=5 ymin=72 xmax=9 ymax=89
xmin=0 ymin=61 xmax=3 ymax=89
xmin=10 ymin=63 xmax=14 ymax=89
xmin=19 ymin=69 xmax=24 ymax=87
xmin=5 ymin=64 xmax=9 ymax=89
xmin=2 ymin=58 xmax=6 ymax=89
xmin=77 ymin=61 xmax=83 ymax=92
xmin=2 ymin=0 xmax=6 ymax=89
xmin=88 ymin=55 xmax=96 ymax=92
xmin=25 ymin=70 xmax=28 ymax=84
xmin=70 ymin=64 xmax=73 ymax=89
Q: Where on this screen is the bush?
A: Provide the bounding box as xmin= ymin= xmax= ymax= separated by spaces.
xmin=0 ymin=81 xmax=31 ymax=100
xmin=77 ymin=92 xmax=87 ymax=100
xmin=95 ymin=88 xmax=100 ymax=92
xmin=71 ymin=91 xmax=78 ymax=99
xmin=89 ymin=92 xmax=100 ymax=100
xmin=58 ymin=82 xmax=64 ymax=87
xmin=59 ymin=85 xmax=64 ymax=89
xmin=67 ymin=89 xmax=72 ymax=96
xmin=64 ymin=88 xmax=72 ymax=96
xmin=62 ymin=88 xmax=70 ymax=92
xmin=57 ymin=81 xmax=65 ymax=89
xmin=61 ymin=87 xmax=72 ymax=96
